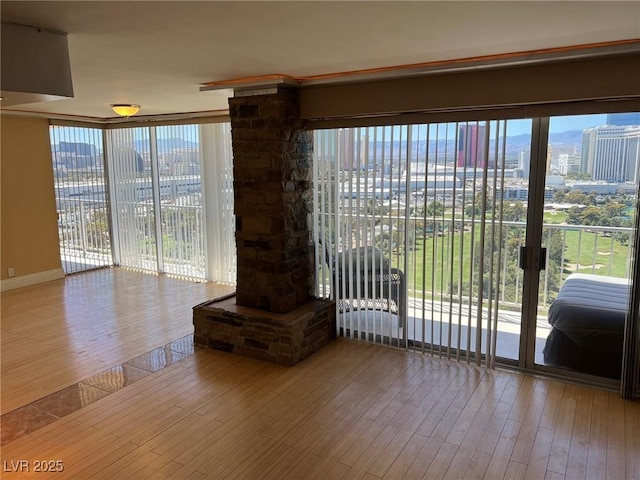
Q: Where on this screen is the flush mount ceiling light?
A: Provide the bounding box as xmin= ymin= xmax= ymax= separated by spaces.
xmin=111 ymin=104 xmax=140 ymax=117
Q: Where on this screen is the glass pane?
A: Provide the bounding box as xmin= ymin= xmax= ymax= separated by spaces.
xmin=537 ymin=112 xmax=639 ymax=380
xmin=50 ymin=125 xmax=112 ymax=273
xmin=403 ymin=119 xmax=532 ymax=362
xmin=106 ymin=124 xmax=235 ymax=282
xmin=314 ymin=126 xmax=409 ymax=346
xmin=156 ymin=124 xmax=205 ymax=279
xmin=107 ymin=128 xmax=157 ymax=272
xmin=314 ymin=118 xmax=533 ymax=363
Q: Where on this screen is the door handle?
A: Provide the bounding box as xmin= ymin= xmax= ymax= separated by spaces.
xmin=519 ymin=246 xmax=547 ymax=271
xmin=519 ymin=246 xmax=527 ymax=270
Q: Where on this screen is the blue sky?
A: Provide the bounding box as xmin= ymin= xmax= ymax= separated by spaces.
xmin=53 ymin=113 xmax=615 ymax=148
xmin=393 ymin=114 xmax=611 ymax=141
xmin=549 ymin=114 xmax=607 ymax=134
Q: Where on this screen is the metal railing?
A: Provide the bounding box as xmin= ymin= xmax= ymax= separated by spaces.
xmin=317 ymin=210 xmax=634 ymax=314
xmin=57 ymin=199 xmax=209 ymax=279
xmin=57 ymin=198 xmax=113 ymax=273
xmin=403 ymin=216 xmax=633 ymax=312
xmin=160 ymin=203 xmax=206 ymax=279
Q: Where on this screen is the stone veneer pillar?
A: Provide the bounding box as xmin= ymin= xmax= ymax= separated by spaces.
xmin=229 ymin=88 xmax=313 ymax=313
xmin=194 ymin=87 xmax=335 ymax=366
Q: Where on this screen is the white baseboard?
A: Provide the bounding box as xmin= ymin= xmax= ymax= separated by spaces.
xmin=0 ymin=268 xmax=65 ymax=292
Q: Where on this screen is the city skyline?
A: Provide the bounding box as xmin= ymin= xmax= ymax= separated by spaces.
xmin=51 ymin=113 xmax=634 ymax=151
xmin=51 ymin=114 xmax=640 ymax=185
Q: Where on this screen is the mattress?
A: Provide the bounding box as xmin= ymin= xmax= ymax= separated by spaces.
xmin=547 ymin=273 xmax=630 ymax=354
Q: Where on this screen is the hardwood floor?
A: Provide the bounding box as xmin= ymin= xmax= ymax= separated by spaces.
xmin=1 ymin=268 xmax=235 ymax=414
xmin=1 ymin=268 xmax=639 ymax=479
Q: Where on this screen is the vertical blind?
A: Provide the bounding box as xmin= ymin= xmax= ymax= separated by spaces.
xmin=622 ymin=188 xmax=640 ymax=399
xmin=107 ymin=127 xmax=158 ymax=273
xmin=314 ymin=127 xmax=409 ymax=347
xmin=314 ymin=121 xmax=518 ymax=368
xmin=200 ymin=123 xmax=236 ymax=284
xmin=105 ymin=123 xmax=235 ymax=282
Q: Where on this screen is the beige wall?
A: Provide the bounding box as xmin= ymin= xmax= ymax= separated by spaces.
xmin=1 ymin=115 xmax=61 ymax=280
xmin=301 ymin=53 xmax=640 ymax=127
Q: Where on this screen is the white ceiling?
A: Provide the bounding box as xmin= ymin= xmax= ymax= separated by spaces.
xmin=1 ymin=1 xmax=639 ymax=120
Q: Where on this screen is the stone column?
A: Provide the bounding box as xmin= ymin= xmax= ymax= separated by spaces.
xmin=229 ymin=88 xmax=313 ymax=313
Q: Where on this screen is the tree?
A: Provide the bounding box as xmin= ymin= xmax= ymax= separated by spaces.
xmin=426 ymin=201 xmax=444 ymax=216
xmin=565 ymin=190 xmax=589 ymax=205
xmin=465 ymin=193 xmax=493 ymax=217
xmin=566 ymin=172 xmax=592 ymax=181
xmin=553 ymin=190 xmax=567 ymax=203
xmin=603 ymin=202 xmax=627 ymax=226
xmin=364 ymin=198 xmax=381 ymax=217
xmin=502 ymin=201 xmax=527 ymax=222
xmin=614 ymin=218 xmax=634 ymax=246
xmin=543 ymin=228 xmax=565 ymax=303
xmin=469 ymin=226 xmax=563 ymax=306
xmin=565 ymin=202 xmax=628 ymax=228
xmin=581 ymin=206 xmax=604 ymax=226
xmin=86 ymin=208 xmax=111 ymax=251
xmin=566 ymin=206 xmax=584 ymax=225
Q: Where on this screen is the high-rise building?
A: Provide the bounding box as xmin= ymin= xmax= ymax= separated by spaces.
xmin=457 ymin=124 xmax=487 ymax=168
xmin=558 ymin=153 xmax=581 ymax=175
xmin=606 ymin=112 xmax=640 ymax=126
xmin=581 ymin=125 xmax=640 ymax=183
xmin=336 ymin=128 xmax=360 ymax=170
xmin=518 ymin=150 xmax=530 ymax=178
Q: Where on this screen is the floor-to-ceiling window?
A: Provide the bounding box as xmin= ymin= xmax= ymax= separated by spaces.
xmin=314 ymin=112 xmax=639 ymax=384
xmin=50 ymin=124 xmax=113 ymax=274
xmin=51 ymin=121 xmax=236 ymax=284
xmin=106 ymin=122 xmax=235 ymax=282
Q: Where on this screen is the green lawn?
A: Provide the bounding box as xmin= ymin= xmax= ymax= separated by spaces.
xmin=392 ymin=222 xmax=631 ymax=302
xmin=558 ymin=229 xmax=631 ymax=277
xmin=402 ymin=226 xmax=515 ymax=298
xmin=543 ymin=210 xmax=567 ymax=224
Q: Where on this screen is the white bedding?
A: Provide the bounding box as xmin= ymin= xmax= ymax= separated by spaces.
xmin=548 ymin=273 xmax=629 ymax=352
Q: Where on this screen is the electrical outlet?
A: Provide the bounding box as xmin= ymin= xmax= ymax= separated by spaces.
xmin=8 ymin=268 xmax=15 ymax=278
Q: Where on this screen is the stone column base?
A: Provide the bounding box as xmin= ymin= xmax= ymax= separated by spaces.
xmin=193 ymin=294 xmax=336 ymax=366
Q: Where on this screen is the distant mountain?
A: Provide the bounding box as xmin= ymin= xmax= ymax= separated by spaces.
xmin=548 ymin=129 xmax=583 ymax=146
xmin=366 ymin=129 xmax=585 ymax=161
xmin=125 ymin=131 xmax=585 ymax=161
xmin=134 ymin=138 xmax=198 ymax=153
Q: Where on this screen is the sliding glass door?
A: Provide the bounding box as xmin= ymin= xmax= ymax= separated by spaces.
xmin=314 ymin=119 xmax=533 ymax=366
xmin=314 ymin=112 xmax=639 ymax=382
xmin=531 ymin=113 xmax=639 ymax=381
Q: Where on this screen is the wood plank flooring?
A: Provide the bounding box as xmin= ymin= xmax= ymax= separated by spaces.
xmin=1 ymin=268 xmax=234 ymax=414
xmin=2 ymin=268 xmax=639 ymax=479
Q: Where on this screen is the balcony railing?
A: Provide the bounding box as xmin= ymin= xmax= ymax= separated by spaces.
xmin=316 ymin=211 xmax=634 ymax=314
xmin=57 ymin=198 xmax=112 ymax=273
xmin=409 ymin=219 xmax=634 ymax=316
xmin=160 ymin=203 xmax=206 ymax=279
xmin=60 ymin=197 xmax=633 ymax=311
xmin=57 ymin=199 xmax=207 ymax=279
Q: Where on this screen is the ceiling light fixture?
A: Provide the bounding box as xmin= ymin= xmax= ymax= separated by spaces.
xmin=111 ymin=104 xmax=140 ymax=117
